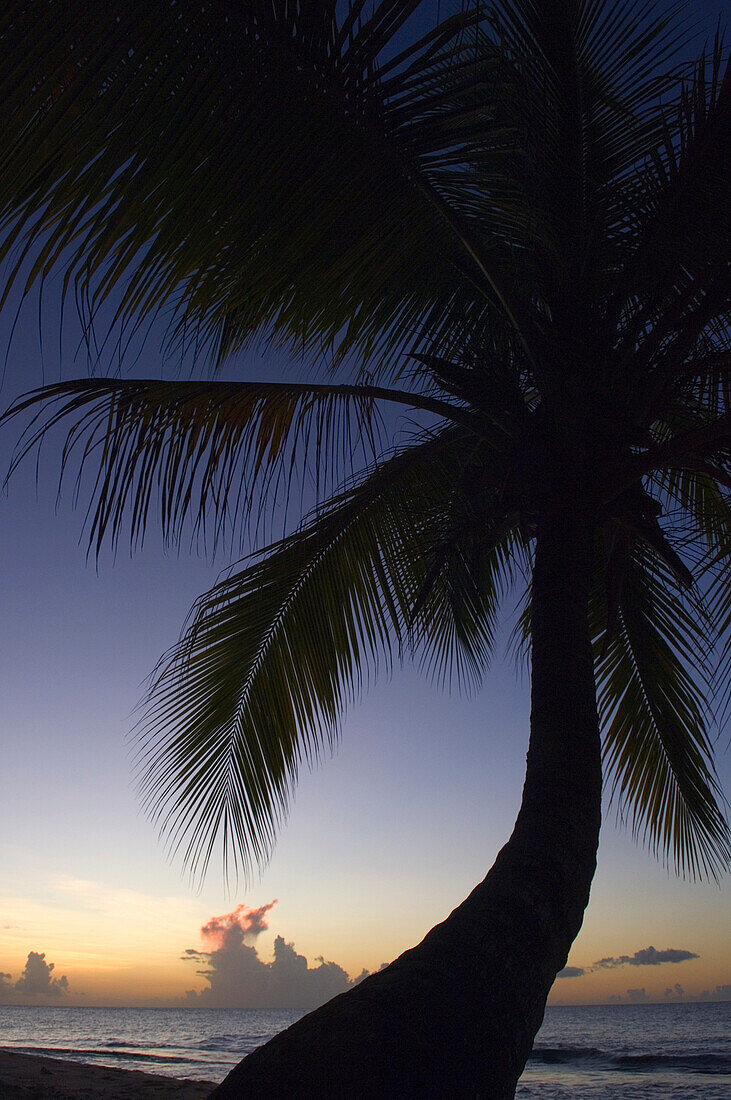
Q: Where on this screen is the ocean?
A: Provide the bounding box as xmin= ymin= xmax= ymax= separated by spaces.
xmin=0 ymin=1001 xmax=728 ymax=1096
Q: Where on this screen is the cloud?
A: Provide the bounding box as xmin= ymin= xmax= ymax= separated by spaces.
xmin=554 ymin=945 xmax=699 ymax=988
xmin=181 ymin=948 xmax=207 ymax=962
xmin=606 ymin=988 xmax=650 ymax=1003
xmin=15 ymin=952 xmax=69 ymax=997
xmin=184 ymin=902 xmax=370 ymax=1009
xmin=628 ymin=947 xmax=698 ymax=967
xmin=557 ymin=966 xmax=585 ymax=978
xmin=592 ymin=945 xmax=698 ymax=971
xmin=664 ymin=984 xmax=684 ymax=1000
xmin=0 ymin=952 xmax=70 ymax=1002
xmin=201 ymin=901 xmax=278 ymax=948
xmin=699 ymin=984 xmax=731 ymax=1002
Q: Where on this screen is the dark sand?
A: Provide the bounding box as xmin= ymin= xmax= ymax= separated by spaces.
xmin=0 ymin=1050 xmax=217 ymax=1097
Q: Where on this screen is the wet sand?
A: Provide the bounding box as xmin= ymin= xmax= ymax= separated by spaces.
xmin=0 ymin=1049 xmax=217 ymax=1097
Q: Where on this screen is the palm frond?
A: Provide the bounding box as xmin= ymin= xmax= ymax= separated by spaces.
xmin=137 ymin=428 xmax=519 ymax=879
xmin=696 ymin=517 xmax=731 ymax=726
xmin=2 ymin=376 xmax=472 ymax=554
xmin=593 ymin=544 xmax=730 ymax=879
xmin=0 ymin=1 xmax=530 ymax=374
xmin=654 ymin=465 xmax=731 ymax=553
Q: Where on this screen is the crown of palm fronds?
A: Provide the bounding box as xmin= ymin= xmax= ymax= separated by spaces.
xmin=0 ymin=1 xmax=728 ymax=880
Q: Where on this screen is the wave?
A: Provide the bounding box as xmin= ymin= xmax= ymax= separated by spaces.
xmin=192 ymin=1033 xmax=271 ymax=1052
xmin=6 ymin=1044 xmax=197 ymax=1067
xmin=530 ymin=1046 xmax=731 ymax=1075
xmin=93 ymin=1033 xmax=269 ymax=1054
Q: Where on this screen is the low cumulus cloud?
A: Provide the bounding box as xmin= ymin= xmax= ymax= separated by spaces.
xmin=557 ymin=945 xmax=698 ymax=979
xmin=184 ymin=902 xmax=371 ymax=1010
xmin=0 ymin=952 xmax=69 ymax=1002
xmin=606 ymin=990 xmax=646 ymax=1003
xmin=595 ymin=946 xmax=698 ymax=969
xmin=664 ymin=983 xmax=685 ymax=1000
xmin=557 ymin=966 xmax=585 ymax=978
xmin=599 ymin=980 xmax=728 ymax=1005
xmin=699 ymin=984 xmax=731 ymax=1002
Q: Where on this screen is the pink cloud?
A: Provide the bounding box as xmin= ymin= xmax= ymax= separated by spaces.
xmin=201 ymin=900 xmax=278 ymax=948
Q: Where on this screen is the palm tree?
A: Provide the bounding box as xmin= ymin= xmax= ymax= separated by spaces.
xmin=1 ymin=1 xmax=729 ymax=1095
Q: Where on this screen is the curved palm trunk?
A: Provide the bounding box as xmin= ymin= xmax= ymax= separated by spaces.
xmin=210 ymin=507 xmax=602 ymax=1099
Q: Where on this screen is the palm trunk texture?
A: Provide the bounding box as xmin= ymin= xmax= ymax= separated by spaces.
xmin=210 ymin=508 xmax=603 ymax=1098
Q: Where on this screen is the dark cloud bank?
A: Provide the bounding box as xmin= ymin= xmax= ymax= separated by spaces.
xmin=0 ymin=951 xmax=69 ymax=1002
xmin=184 ymin=902 xmax=373 ymax=1010
xmin=557 ymin=945 xmax=699 ymax=980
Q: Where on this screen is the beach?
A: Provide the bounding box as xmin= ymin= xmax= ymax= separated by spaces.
xmin=0 ymin=1050 xmax=215 ymax=1098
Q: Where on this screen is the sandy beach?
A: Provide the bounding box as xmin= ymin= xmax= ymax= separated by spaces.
xmin=0 ymin=1050 xmax=217 ymax=1097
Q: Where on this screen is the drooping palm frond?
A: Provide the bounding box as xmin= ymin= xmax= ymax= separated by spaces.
xmin=137 ymin=428 xmax=522 ymax=879
xmin=0 ymin=0 xmax=528 ymax=374
xmin=508 ymin=506 xmax=729 ymax=880
xmin=2 ymin=376 xmax=473 ymax=554
xmin=593 ymin=543 xmax=730 ymax=879
xmin=696 ymin=512 xmax=731 ymax=726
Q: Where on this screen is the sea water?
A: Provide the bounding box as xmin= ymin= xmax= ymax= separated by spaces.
xmin=0 ymin=1001 xmax=728 ymax=1095
xmin=518 ymin=1001 xmax=730 ymax=1098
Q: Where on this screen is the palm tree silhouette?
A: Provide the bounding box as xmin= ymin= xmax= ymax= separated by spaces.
xmin=1 ymin=2 xmax=729 ymax=1095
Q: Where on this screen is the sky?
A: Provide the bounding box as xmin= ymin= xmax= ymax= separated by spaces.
xmin=1 ymin=0 xmax=730 ymax=1014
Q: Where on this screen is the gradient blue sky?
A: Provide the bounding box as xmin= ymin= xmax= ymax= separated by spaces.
xmin=1 ymin=0 xmax=729 ymax=1009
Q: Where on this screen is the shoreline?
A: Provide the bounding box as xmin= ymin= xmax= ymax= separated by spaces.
xmin=0 ymin=1049 xmax=217 ymax=1097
